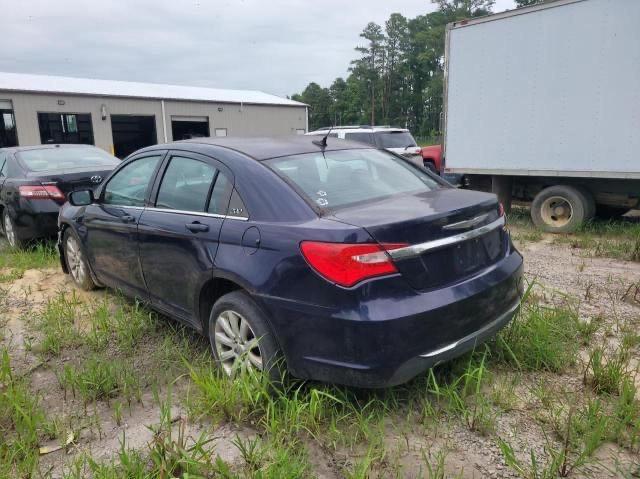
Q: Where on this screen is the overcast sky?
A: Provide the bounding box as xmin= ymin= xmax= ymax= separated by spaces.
xmin=1 ymin=0 xmax=515 ymax=98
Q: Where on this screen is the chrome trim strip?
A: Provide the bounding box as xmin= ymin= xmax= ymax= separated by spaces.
xmin=92 ymin=204 xmax=248 ymax=221
xmin=419 ymin=299 xmax=520 ymax=358
xmin=145 ymin=207 xmax=227 ymax=219
xmin=443 ymin=213 xmax=489 ymax=231
xmin=388 ymin=216 xmax=505 ymax=261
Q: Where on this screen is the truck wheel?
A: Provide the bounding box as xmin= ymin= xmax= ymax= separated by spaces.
xmin=531 ymin=185 xmax=588 ymax=233
xmin=575 ymin=186 xmax=596 ymax=221
xmin=595 ymin=205 xmax=630 ymax=219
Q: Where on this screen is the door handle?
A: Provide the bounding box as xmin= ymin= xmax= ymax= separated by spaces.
xmin=121 ymin=214 xmax=135 ymax=223
xmin=186 ymin=222 xmax=209 ymax=233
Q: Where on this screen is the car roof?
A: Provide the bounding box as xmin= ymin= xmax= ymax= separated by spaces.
xmin=309 ymin=126 xmax=409 ymax=134
xmin=1 ymin=144 xmax=100 ymax=153
xmin=176 ymin=135 xmax=372 ymax=161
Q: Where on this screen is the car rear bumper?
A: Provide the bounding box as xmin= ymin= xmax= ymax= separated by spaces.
xmin=7 ymin=200 xmax=59 ymax=241
xmin=257 ymin=249 xmax=523 ymax=388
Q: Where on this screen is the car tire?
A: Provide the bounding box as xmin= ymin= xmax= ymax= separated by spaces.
xmin=208 ymin=290 xmax=285 ymax=384
xmin=531 ymin=185 xmax=588 ymax=233
xmin=2 ymin=210 xmax=25 ymax=249
xmin=63 ymin=228 xmax=96 ymax=291
xmin=595 ymin=205 xmax=630 ymax=219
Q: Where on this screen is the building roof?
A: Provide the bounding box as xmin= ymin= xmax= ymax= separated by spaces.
xmin=0 ymin=72 xmax=306 ymax=107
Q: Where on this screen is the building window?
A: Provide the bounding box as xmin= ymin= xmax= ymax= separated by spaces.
xmin=214 ymin=128 xmax=227 ymax=137
xmin=37 ymin=112 xmax=94 ymax=145
xmin=0 ymin=108 xmax=18 ymax=147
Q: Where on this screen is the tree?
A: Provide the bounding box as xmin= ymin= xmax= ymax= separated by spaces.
xmin=292 ymin=82 xmax=332 ymax=130
xmin=292 ymin=0 xmax=496 ymax=136
xmin=515 ymin=0 xmax=544 ymax=6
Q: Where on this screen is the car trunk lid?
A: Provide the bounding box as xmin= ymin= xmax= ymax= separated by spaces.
xmin=26 ymin=166 xmax=112 ymax=197
xmin=329 ymin=188 xmax=507 ymax=290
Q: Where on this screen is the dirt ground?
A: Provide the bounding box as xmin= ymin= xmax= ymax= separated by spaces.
xmin=1 ymin=229 xmax=639 ymax=478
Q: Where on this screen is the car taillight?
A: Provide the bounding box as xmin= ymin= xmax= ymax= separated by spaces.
xmin=300 ymin=241 xmax=407 ymax=287
xmin=19 ymin=185 xmax=65 ymax=202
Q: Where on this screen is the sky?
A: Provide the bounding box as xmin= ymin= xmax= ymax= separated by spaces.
xmin=0 ymin=0 xmax=516 ymax=98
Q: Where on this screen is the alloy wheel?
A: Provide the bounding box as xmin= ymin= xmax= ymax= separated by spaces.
xmin=3 ymin=213 xmax=16 ymax=248
xmin=66 ymin=235 xmax=86 ymax=285
xmin=213 ymin=309 xmax=263 ymax=375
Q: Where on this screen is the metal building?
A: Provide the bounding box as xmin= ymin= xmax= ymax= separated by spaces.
xmin=0 ymin=72 xmax=308 ymax=158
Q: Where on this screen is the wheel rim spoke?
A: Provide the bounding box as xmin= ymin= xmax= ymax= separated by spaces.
xmin=215 ymin=332 xmax=234 ymax=347
xmin=248 ymin=351 xmax=262 ymax=369
xmin=239 ymin=318 xmax=250 ymax=342
xmin=228 ymin=311 xmax=241 ymax=337
xmin=219 ymin=350 xmax=235 ymax=362
xmin=218 ymin=314 xmax=236 ymax=339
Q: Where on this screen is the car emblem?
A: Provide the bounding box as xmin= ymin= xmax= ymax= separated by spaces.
xmin=90 ymin=175 xmax=103 ymax=184
xmin=443 ymin=213 xmax=489 ymax=230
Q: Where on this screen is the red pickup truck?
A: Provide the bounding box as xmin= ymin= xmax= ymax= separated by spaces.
xmin=421 ymin=144 xmax=442 ymax=173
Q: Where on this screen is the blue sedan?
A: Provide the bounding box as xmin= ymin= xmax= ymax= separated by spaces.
xmin=58 ymin=136 xmax=523 ymax=387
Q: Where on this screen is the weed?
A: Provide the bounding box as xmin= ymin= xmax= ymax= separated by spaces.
xmin=583 ymin=346 xmax=630 ymax=395
xmin=0 ymin=348 xmax=46 ymax=476
xmin=0 ymin=242 xmax=58 ymax=277
xmin=36 ymin=291 xmax=82 ymax=356
xmin=493 ymin=299 xmax=581 ymax=372
xmin=57 ymin=356 xmax=141 ymax=405
xmin=427 ymin=352 xmax=496 ymax=435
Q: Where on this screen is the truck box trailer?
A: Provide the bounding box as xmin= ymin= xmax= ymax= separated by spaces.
xmin=443 ymin=0 xmax=640 ymax=232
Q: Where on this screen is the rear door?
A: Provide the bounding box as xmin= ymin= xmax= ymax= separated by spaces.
xmin=0 ymin=152 xmax=7 ymax=193
xmin=138 ymin=151 xmax=234 ymax=324
xmin=83 ymin=152 xmax=165 ymax=297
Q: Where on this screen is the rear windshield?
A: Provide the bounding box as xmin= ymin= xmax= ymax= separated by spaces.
xmin=375 ymin=131 xmax=417 ymax=149
xmin=17 ymin=147 xmax=119 ymax=172
xmin=266 ymin=149 xmax=440 ymax=210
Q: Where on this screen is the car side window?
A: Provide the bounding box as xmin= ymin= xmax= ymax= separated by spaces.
xmin=0 ymin=153 xmax=6 ymax=177
xmin=227 ymin=189 xmax=248 ymax=218
xmin=345 ymin=132 xmax=374 ymax=145
xmin=207 ymin=170 xmax=233 ymax=215
xmin=103 ymin=155 xmax=161 ymax=207
xmin=156 ymin=156 xmax=216 ymax=212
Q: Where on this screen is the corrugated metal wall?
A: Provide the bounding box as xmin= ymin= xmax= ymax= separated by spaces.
xmin=0 ymin=91 xmax=307 ymax=153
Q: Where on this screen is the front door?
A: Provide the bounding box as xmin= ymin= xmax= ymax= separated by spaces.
xmin=138 ymin=152 xmax=234 ymax=324
xmin=83 ymin=153 xmax=164 ymax=298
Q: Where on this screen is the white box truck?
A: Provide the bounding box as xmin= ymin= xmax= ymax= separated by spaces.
xmin=442 ymin=0 xmax=640 ymax=232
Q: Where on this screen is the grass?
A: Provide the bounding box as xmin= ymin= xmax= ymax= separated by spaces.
xmin=56 ymin=356 xmax=141 ymax=405
xmin=0 ymin=348 xmax=47 ymax=477
xmin=0 ymin=241 xmax=58 ymax=281
xmin=491 ymin=285 xmax=583 ymax=372
xmin=509 ymin=206 xmax=640 ymax=262
xmin=2 ymin=236 xmax=639 ymax=477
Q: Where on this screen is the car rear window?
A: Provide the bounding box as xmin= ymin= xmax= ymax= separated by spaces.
xmin=375 ymin=131 xmax=417 ymax=149
xmin=17 ymin=147 xmax=119 ymax=172
xmin=266 ymin=149 xmax=440 ymax=210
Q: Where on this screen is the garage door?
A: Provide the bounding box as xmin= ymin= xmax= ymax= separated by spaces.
xmin=111 ymin=115 xmax=157 ymax=159
xmin=171 ymin=116 xmax=209 ymax=141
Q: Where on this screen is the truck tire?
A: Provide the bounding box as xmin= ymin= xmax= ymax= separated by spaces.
xmin=595 ymin=205 xmax=630 ymax=219
xmin=531 ymin=185 xmax=588 ymax=233
xmin=575 ymin=186 xmax=596 ymax=221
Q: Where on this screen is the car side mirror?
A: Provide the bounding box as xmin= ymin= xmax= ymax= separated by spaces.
xmin=68 ymin=189 xmax=94 ymax=206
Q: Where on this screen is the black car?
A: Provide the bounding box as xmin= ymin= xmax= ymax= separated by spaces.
xmin=0 ymin=144 xmax=120 ymax=248
xmin=58 ymin=137 xmax=523 ymax=388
